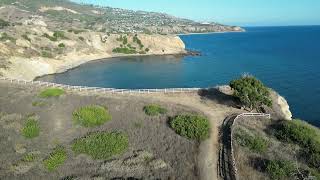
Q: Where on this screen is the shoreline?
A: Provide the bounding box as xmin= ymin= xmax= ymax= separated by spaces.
xmin=177 ymin=30 xmax=246 ymax=36
xmin=34 ymin=51 xmax=190 ymax=81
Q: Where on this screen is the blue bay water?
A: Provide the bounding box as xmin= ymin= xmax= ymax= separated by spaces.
xmin=39 ymin=26 xmax=320 ymax=126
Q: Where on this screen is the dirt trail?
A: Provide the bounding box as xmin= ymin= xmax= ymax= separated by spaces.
xmin=129 ymin=93 xmax=243 ymax=180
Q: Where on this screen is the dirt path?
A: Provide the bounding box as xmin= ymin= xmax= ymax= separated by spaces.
xmin=129 ymin=93 xmax=243 ymax=180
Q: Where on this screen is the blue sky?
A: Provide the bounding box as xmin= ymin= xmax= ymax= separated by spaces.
xmin=72 ymin=0 xmax=320 ymax=26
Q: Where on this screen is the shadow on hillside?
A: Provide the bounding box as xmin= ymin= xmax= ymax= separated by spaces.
xmin=198 ymin=88 xmax=240 ymax=108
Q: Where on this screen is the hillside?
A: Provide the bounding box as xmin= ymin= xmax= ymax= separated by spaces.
xmin=0 ymin=0 xmax=244 ymax=80
xmin=0 ymin=0 xmax=243 ymax=34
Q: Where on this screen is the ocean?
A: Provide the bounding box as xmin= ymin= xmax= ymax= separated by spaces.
xmin=38 ymin=26 xmax=320 ymax=127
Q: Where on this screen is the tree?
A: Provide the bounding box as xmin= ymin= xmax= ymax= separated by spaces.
xmin=230 ymin=75 xmax=272 ymax=111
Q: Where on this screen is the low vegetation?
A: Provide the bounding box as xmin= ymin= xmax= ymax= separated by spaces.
xmin=143 ymin=104 xmax=167 ymax=116
xmin=39 ymin=88 xmax=65 ymax=98
xmin=230 ymin=75 xmax=272 ymax=111
xmin=170 ymin=114 xmax=210 ymax=140
xmin=0 ymin=32 xmax=16 ymax=42
xmin=21 ymin=34 xmax=31 ymax=42
xmin=266 ymin=160 xmax=295 ymax=180
xmin=0 ymin=18 xmax=10 ymax=29
xmin=22 ymin=153 xmax=38 ymax=162
xmin=72 ymin=105 xmax=112 ymax=127
xmin=72 ymin=132 xmax=129 ymax=160
xmin=68 ymin=29 xmax=85 ymax=34
xmin=234 ymin=128 xmax=268 ymax=153
xmin=41 ymin=51 xmax=53 ymax=58
xmin=275 ymin=120 xmax=320 ymax=170
xmin=58 ymin=43 xmax=65 ymax=48
xmin=112 ymin=47 xmax=137 ymax=54
xmin=32 ymin=100 xmax=46 ymax=107
xmin=22 ymin=117 xmax=40 ymax=138
xmin=43 ymin=146 xmax=67 ymax=171
xmin=42 ymin=31 xmax=67 ymax=42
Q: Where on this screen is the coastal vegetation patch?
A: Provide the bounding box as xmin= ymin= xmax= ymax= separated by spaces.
xmin=22 ymin=152 xmax=38 ymax=162
xmin=170 ymin=114 xmax=210 ymax=141
xmin=274 ymin=120 xmax=320 ymax=170
xmin=234 ymin=128 xmax=268 ymax=153
xmin=72 ymin=105 xmax=112 ymax=127
xmin=230 ymin=75 xmax=272 ymax=111
xmin=143 ymin=104 xmax=167 ymax=116
xmin=22 ymin=117 xmax=40 ymax=138
xmin=39 ymin=88 xmax=65 ymax=98
xmin=0 ymin=18 xmax=10 ymax=29
xmin=71 ymin=131 xmax=129 ymax=160
xmin=43 ymin=146 xmax=67 ymax=171
xmin=266 ymin=160 xmax=295 ymax=179
xmin=0 ymin=32 xmax=16 ymax=42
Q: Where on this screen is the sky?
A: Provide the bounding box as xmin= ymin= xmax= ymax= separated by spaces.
xmin=72 ymin=0 xmax=320 ymax=26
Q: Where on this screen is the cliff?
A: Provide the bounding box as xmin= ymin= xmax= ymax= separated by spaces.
xmin=0 ymin=25 xmax=186 ymax=80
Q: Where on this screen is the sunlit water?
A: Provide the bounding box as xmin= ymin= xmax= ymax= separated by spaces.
xmin=39 ymin=26 xmax=320 ymax=126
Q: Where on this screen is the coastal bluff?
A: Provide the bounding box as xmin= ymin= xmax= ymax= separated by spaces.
xmin=0 ymin=30 xmax=186 ymax=80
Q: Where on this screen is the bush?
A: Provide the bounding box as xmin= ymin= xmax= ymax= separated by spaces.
xmin=41 ymin=51 xmax=53 ymax=58
xmin=22 ymin=153 xmax=38 ymax=162
xmin=145 ymin=48 xmax=150 ymax=52
xmin=143 ymin=104 xmax=167 ymax=116
xmin=275 ymin=120 xmax=320 ymax=169
xmin=266 ymin=160 xmax=295 ymax=179
xmin=21 ymin=34 xmax=31 ymax=42
xmin=58 ymin=43 xmax=65 ymax=48
xmin=78 ymin=36 xmax=85 ymax=41
xmin=39 ymin=88 xmax=64 ymax=98
xmin=0 ymin=18 xmax=10 ymax=28
xmin=235 ymin=129 xmax=268 ymax=153
xmin=73 ymin=105 xmax=112 ymax=127
xmin=43 ymin=146 xmax=67 ymax=171
xmin=230 ymin=75 xmax=272 ymax=111
xmin=22 ymin=117 xmax=40 ymax=138
xmin=42 ymin=33 xmax=57 ymax=41
xmin=72 ymin=132 xmax=128 ymax=159
xmin=53 ymin=31 xmax=66 ymax=39
xmin=112 ymin=47 xmax=137 ymax=54
xmin=0 ymin=32 xmax=16 ymax=42
xmin=170 ymin=114 xmax=210 ymax=140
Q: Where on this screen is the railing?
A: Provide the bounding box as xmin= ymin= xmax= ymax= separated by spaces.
xmin=230 ymin=113 xmax=271 ymax=180
xmin=0 ymin=77 xmax=201 ymax=94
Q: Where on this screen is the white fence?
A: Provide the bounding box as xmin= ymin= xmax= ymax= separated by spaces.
xmin=230 ymin=113 xmax=271 ymax=180
xmin=0 ymin=77 xmax=201 ymax=94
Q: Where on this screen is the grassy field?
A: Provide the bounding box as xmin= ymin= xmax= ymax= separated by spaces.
xmin=39 ymin=88 xmax=65 ymax=98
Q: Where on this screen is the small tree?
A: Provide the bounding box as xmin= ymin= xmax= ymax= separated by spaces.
xmin=230 ymin=75 xmax=272 ymax=111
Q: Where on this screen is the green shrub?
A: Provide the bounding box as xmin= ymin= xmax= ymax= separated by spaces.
xmin=266 ymin=160 xmax=295 ymax=180
xmin=0 ymin=32 xmax=16 ymax=42
xmin=170 ymin=114 xmax=210 ymax=140
xmin=230 ymin=75 xmax=272 ymax=111
xmin=0 ymin=18 xmax=10 ymax=28
xmin=41 ymin=51 xmax=53 ymax=58
xmin=32 ymin=101 xmax=46 ymax=107
xmin=68 ymin=29 xmax=85 ymax=34
xmin=43 ymin=146 xmax=67 ymax=171
xmin=39 ymin=88 xmax=64 ymax=98
xmin=22 ymin=117 xmax=40 ymax=139
xmin=275 ymin=120 xmax=320 ymax=169
xmin=72 ymin=132 xmax=128 ymax=159
xmin=145 ymin=48 xmax=150 ymax=52
xmin=42 ymin=33 xmax=57 ymax=41
xmin=53 ymin=31 xmax=66 ymax=39
xmin=235 ymin=129 xmax=268 ymax=153
xmin=112 ymin=47 xmax=137 ymax=54
xmin=22 ymin=153 xmax=38 ymax=162
xmin=58 ymin=43 xmax=65 ymax=48
xmin=73 ymin=105 xmax=112 ymax=127
xmin=143 ymin=104 xmax=167 ymax=116
xmin=21 ymin=34 xmax=31 ymax=42
xmin=78 ymin=36 xmax=85 ymax=41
